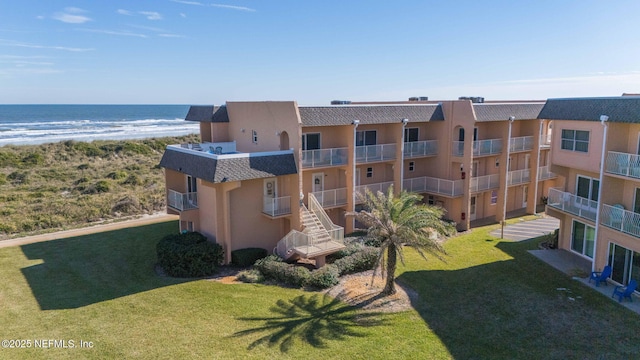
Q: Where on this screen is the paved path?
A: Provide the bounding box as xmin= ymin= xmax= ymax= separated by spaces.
xmin=0 ymin=214 xmax=179 ymax=249
xmin=489 ymin=217 xmax=560 ymax=241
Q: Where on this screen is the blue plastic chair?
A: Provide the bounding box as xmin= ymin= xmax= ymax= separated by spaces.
xmin=589 ymin=265 xmax=612 ymax=287
xmin=612 ymin=280 xmax=637 ymax=302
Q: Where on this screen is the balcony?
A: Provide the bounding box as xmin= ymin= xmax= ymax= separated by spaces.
xmin=311 ymin=188 xmax=347 ymax=208
xmin=356 ymin=144 xmax=396 ymax=163
xmin=470 ymin=174 xmax=499 ymax=193
xmin=600 ymin=204 xmax=640 ymax=238
xmin=167 ymin=190 xmax=198 ymax=211
xmin=547 ymin=188 xmax=597 ymax=222
xmin=509 ymin=136 xmax=534 ymax=152
xmin=538 ymin=166 xmax=557 ymax=180
xmin=473 ymin=138 xmax=503 ymax=157
xmin=605 ymin=151 xmax=640 ymax=180
xmin=355 ymin=181 xmax=394 ymax=203
xmin=508 ymin=169 xmax=531 ymax=186
xmin=404 ymin=140 xmax=438 ymax=158
xmin=452 ymin=141 xmax=464 ymax=157
xmin=540 ymin=133 xmax=552 ymax=148
xmin=403 ymin=176 xmax=464 ymax=197
xmin=301 ymin=147 xmax=348 ymax=168
xmin=263 ymin=196 xmax=291 ymax=217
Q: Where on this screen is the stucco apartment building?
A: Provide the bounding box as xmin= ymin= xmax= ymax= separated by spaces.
xmin=159 ymin=99 xmax=558 ymax=265
xmin=543 ymin=96 xmax=640 ymax=287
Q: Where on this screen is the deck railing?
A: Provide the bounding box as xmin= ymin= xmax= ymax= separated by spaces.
xmin=404 ymin=140 xmax=438 ymax=158
xmin=541 ymin=133 xmax=552 ymax=147
xmin=403 ymin=176 xmax=464 ymax=197
xmin=356 ymin=144 xmax=396 ymax=163
xmin=509 ymin=136 xmax=534 ymax=152
xmin=301 ymin=147 xmax=348 ymax=168
xmin=473 ymin=138 xmax=503 ymax=156
xmin=547 ymin=188 xmax=598 ymax=222
xmin=355 ymin=181 xmax=394 ymax=203
xmin=262 ymin=196 xmax=291 ymax=217
xmin=167 ymin=190 xmax=198 ymax=211
xmin=507 ymin=169 xmax=531 ymax=186
xmin=311 ymin=188 xmax=347 ymax=208
xmin=538 ymin=166 xmax=557 ymax=180
xmin=600 ymin=203 xmax=640 ymax=238
xmin=452 ymin=141 xmax=464 ymax=156
xmin=470 ymin=174 xmax=500 ymax=193
xmin=605 ymin=151 xmax=640 ymax=179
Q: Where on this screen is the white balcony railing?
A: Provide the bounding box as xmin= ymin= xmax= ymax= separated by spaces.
xmin=355 ymin=181 xmax=394 ymax=203
xmin=311 ymin=188 xmax=348 ymax=208
xmin=403 ymin=176 xmax=464 ymax=197
xmin=508 ymin=169 xmax=531 ymax=186
xmin=168 ymin=190 xmax=198 ymax=211
xmin=356 ymin=144 xmax=396 ymax=163
xmin=600 ymin=204 xmax=640 ymax=238
xmin=404 ymin=140 xmax=438 ymax=158
xmin=473 ymin=138 xmax=503 ymax=156
xmin=547 ymin=188 xmax=598 ymax=222
xmin=263 ymin=196 xmax=291 ymax=217
xmin=538 ymin=166 xmax=557 ymax=180
xmin=509 ymin=136 xmax=534 ymax=152
xmin=470 ymin=174 xmax=500 ymax=193
xmin=301 ymin=147 xmax=348 ymax=168
xmin=541 ymin=133 xmax=552 ymax=148
xmin=452 ymin=141 xmax=464 ymax=157
xmin=308 ymin=193 xmax=344 ymax=243
xmin=605 ymin=151 xmax=640 ymax=179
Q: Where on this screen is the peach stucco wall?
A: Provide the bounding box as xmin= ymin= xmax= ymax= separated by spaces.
xmin=551 ymin=120 xmax=604 ymax=174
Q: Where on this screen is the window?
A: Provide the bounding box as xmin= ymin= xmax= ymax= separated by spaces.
xmin=561 ymin=129 xmax=589 ymax=152
xmin=571 ymin=221 xmax=595 ymax=258
xmin=356 ymin=130 xmax=376 ymax=147
xmin=576 ymin=175 xmax=599 ymax=202
xmin=252 ymin=130 xmax=258 ymax=144
xmin=404 ymin=128 xmax=419 ymax=142
xmin=302 ymin=133 xmax=320 ymax=150
xmin=609 ymin=243 xmax=640 ymax=285
xmin=495 ymin=157 xmax=500 ymax=168
xmin=491 ymin=190 xmax=498 ymax=205
xmin=366 ymin=167 xmax=373 ymax=178
xmin=427 ymin=195 xmax=435 ymax=205
xmin=409 ymin=161 xmax=415 ymax=172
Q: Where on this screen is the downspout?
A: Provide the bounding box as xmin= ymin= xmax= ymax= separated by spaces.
xmin=400 ymin=118 xmax=409 ymax=191
xmin=592 ymin=114 xmax=609 ymax=272
xmin=502 ymin=116 xmax=515 ymax=238
xmin=533 ymin=120 xmax=544 ymax=215
xmin=352 ymin=119 xmax=360 ymax=231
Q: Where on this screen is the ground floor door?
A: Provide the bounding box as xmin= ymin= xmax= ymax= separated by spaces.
xmin=264 ymin=178 xmax=277 ymax=213
xmin=609 ymin=243 xmax=640 ymax=286
xmin=470 ymin=196 xmax=477 ymax=220
xmin=522 ymin=185 xmax=528 ymax=208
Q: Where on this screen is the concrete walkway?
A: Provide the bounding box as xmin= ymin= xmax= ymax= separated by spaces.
xmin=0 ymin=214 xmax=179 ymax=249
xmin=489 ymin=216 xmax=560 ymax=241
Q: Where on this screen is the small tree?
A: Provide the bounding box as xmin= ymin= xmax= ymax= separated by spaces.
xmin=350 ymin=186 xmax=455 ymax=295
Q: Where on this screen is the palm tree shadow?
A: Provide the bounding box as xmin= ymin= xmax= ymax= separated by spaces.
xmin=233 ymin=293 xmax=386 ymax=352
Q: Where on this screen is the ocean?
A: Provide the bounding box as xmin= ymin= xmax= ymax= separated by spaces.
xmin=0 ymin=104 xmax=199 ymax=146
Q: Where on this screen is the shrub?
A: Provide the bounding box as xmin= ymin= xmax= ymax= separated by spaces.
xmin=332 ymin=246 xmax=379 ymax=276
xmin=253 ymin=255 xmax=310 ymax=287
xmin=122 ymin=141 xmax=152 ymax=155
xmin=0 ymin=151 xmax=20 ymax=167
xmin=0 ymin=173 xmax=6 ymax=185
xmin=7 ymin=171 xmax=29 ymax=185
xmin=231 ymin=247 xmax=268 ymax=267
xmin=237 ymin=269 xmax=264 ymax=283
xmin=121 ymin=174 xmax=142 ymax=186
xmin=308 ymin=264 xmax=340 ymax=289
xmin=21 ymin=152 xmax=44 ymax=166
xmin=106 ymin=170 xmax=128 ymax=180
xmin=326 ymin=241 xmax=364 ymax=262
xmin=84 ymin=180 xmax=110 ymax=194
xmin=156 ymin=232 xmax=224 ymax=277
xmin=73 ymin=142 xmax=104 ymax=157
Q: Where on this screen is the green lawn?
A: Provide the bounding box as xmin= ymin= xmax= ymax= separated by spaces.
xmin=0 ymin=220 xmax=638 ymax=359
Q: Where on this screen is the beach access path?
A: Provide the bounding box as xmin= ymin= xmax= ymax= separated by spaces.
xmin=0 ymin=213 xmax=178 ymax=249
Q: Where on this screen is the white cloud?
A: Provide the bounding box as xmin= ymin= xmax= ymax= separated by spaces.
xmin=210 ymin=4 xmax=256 ymax=12
xmin=180 ymin=13 xmax=187 ymax=18
xmin=80 ymin=29 xmax=147 ymax=38
xmin=52 ymin=7 xmax=92 ymax=24
xmin=0 ymin=39 xmax=94 ymax=52
xmin=171 ymin=0 xmax=205 ymax=6
xmin=117 ymin=9 xmax=133 ymax=16
xmin=158 ymin=33 xmax=185 ymax=38
xmin=36 ymin=15 xmax=45 ymax=20
xmin=139 ymin=11 xmax=163 ymax=20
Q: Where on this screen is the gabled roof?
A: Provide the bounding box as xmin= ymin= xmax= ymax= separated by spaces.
xmin=538 ymin=97 xmax=640 ymax=123
xmin=185 ymin=105 xmax=229 ymax=123
xmin=473 ymin=103 xmax=545 ymax=122
xmin=159 ymin=149 xmax=297 ymax=183
xmin=298 ymin=105 xmax=444 ymax=127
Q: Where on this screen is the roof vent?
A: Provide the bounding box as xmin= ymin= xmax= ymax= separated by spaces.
xmin=408 ymin=96 xmax=428 ymax=102
xmin=459 ymin=96 xmax=485 ymax=103
xmin=330 ymin=100 xmax=352 ymax=105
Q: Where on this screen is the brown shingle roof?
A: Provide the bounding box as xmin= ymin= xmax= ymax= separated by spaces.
xmin=159 ymin=149 xmax=297 ymax=183
xmin=473 ymin=103 xmax=545 ymax=122
xmin=298 ymin=105 xmax=444 ymax=127
xmin=538 ymin=97 xmax=640 ymax=123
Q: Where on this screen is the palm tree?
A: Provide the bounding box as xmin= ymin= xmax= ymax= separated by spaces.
xmin=350 ymin=186 xmax=455 ymax=295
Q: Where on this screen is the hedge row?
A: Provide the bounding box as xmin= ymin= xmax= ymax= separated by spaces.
xmin=156 ymin=232 xmax=224 ymax=277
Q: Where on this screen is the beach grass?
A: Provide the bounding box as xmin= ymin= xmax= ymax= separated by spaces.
xmin=0 ymin=135 xmax=199 ymax=238
xmin=0 ymin=220 xmax=639 ymax=359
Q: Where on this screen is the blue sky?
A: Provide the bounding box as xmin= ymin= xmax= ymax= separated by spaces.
xmin=1 ymin=0 xmax=639 ymax=105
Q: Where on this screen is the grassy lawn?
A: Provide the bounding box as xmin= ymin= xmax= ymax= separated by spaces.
xmin=0 ymin=220 xmax=639 ymax=359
